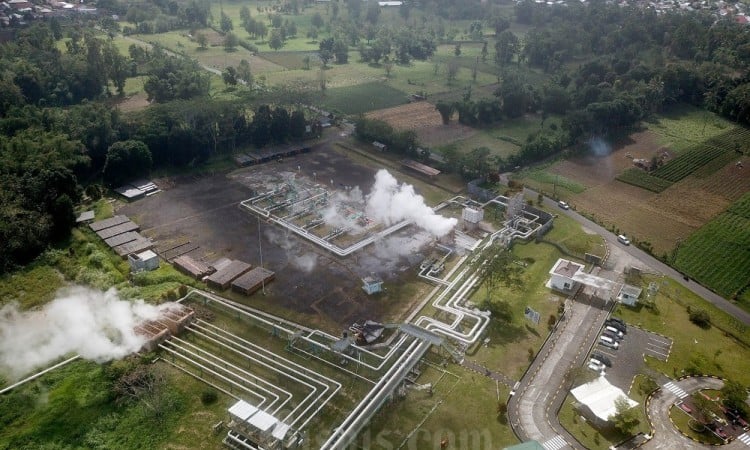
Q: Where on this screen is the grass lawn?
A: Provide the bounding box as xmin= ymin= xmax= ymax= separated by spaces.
xmin=645 ymin=104 xmax=737 ymax=153
xmin=559 ymin=394 xmax=649 ymax=450
xmin=518 ymin=163 xmax=588 ymax=196
xmin=313 ymin=81 xmax=409 ymax=115
xmin=613 ymin=275 xmax=750 ymax=384
xmin=439 ymin=115 xmax=561 ymax=161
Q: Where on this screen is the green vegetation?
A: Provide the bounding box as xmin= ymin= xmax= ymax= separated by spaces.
xmin=522 ymin=168 xmax=586 ymax=195
xmin=674 ymin=192 xmax=750 ymax=300
xmin=645 ymin=105 xmax=736 ymax=153
xmin=317 ymin=82 xmax=408 ymax=115
xmin=616 ymin=168 xmax=674 ymax=193
xmin=613 ymin=276 xmax=750 ymax=383
xmin=651 ymin=145 xmax=730 ymax=183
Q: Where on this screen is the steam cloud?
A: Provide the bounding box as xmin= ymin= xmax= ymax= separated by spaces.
xmin=366 ymin=170 xmax=457 ymax=237
xmin=588 ymin=137 xmax=612 ymax=156
xmin=0 ymin=287 xmax=176 ymax=380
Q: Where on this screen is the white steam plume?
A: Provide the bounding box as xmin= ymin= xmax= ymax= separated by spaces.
xmin=0 ymin=287 xmax=176 ymax=380
xmin=366 ymin=170 xmax=457 ymax=237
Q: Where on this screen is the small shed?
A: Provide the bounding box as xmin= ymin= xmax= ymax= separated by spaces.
xmin=361 ymin=276 xmax=384 ymax=295
xmin=128 ymin=250 xmax=159 ymax=272
xmin=231 ymin=267 xmax=275 ymax=295
xmin=372 ymin=141 xmax=387 ymax=151
xmin=173 ymin=255 xmax=214 ymax=279
xmin=206 ymin=260 xmax=252 ymax=290
xmin=617 ymin=284 xmax=642 ymax=306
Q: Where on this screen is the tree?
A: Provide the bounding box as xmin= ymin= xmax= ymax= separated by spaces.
xmin=290 ymin=110 xmax=306 ymax=139
xmin=237 ymin=59 xmax=252 ymax=85
xmin=721 ymin=380 xmax=748 ymax=415
xmin=224 ymin=32 xmax=239 ymax=51
xmin=333 ymin=38 xmax=349 ymax=64
xmin=103 ymin=140 xmax=152 ymax=187
xmin=495 ymin=30 xmax=519 ymax=65
xmin=302 ymin=55 xmax=311 ymax=70
xmin=610 ymin=396 xmax=639 ymax=434
xmin=195 ymin=32 xmax=208 ymax=50
xmin=311 ymin=12 xmax=324 ymax=29
xmin=220 ymin=11 xmax=233 ymax=33
xmin=268 ymin=29 xmax=284 ymax=51
xmin=689 ymin=308 xmax=711 ymax=329
xmin=319 ymin=37 xmax=334 ymax=67
xmin=435 ymin=101 xmax=455 ymax=125
xmin=446 ymin=59 xmax=460 ymax=84
xmin=270 ymin=107 xmax=290 ymax=143
xmin=222 ymin=66 xmax=238 ymax=86
xmin=239 ymin=6 xmax=251 ymax=28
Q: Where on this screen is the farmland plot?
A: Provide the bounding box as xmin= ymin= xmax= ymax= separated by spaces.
xmin=674 ymin=192 xmax=750 ymax=299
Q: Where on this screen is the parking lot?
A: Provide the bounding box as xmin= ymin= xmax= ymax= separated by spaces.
xmin=591 ymin=323 xmax=673 ymax=391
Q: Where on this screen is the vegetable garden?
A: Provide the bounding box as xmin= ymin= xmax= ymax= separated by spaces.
xmin=617 ymin=128 xmax=750 ymax=192
xmin=673 ymin=192 xmax=750 ymax=299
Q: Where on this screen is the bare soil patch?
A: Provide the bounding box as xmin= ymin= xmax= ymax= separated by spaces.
xmin=118 ymin=143 xmax=441 ymax=331
xmin=366 ymin=101 xmax=444 ymax=130
xmin=700 ymin=155 xmax=750 ymax=202
xmin=115 ymin=92 xmax=150 ymax=112
xmin=550 ymin=131 xmax=664 ymax=186
xmin=366 ymin=102 xmax=476 ymax=147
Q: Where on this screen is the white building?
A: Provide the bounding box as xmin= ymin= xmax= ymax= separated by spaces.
xmin=128 ymin=250 xmax=159 ymax=272
xmin=616 ymin=284 xmax=642 ymax=306
xmin=547 ymin=258 xmax=585 ymax=293
xmin=570 ymin=376 xmax=638 ymax=425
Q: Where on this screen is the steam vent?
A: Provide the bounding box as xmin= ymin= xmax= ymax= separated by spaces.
xmin=134 ymin=304 xmax=195 ymax=352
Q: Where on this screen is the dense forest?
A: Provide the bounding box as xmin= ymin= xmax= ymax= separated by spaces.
xmin=2 ymin=0 xmax=750 ymax=272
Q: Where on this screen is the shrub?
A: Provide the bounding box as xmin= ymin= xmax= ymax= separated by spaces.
xmin=178 ymin=284 xmax=188 ymax=298
xmin=689 ymin=308 xmax=711 ymax=328
xmin=201 ymin=389 xmax=218 ymax=405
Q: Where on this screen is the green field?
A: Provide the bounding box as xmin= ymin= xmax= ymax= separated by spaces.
xmin=645 ymin=104 xmax=737 ymax=153
xmin=673 ymin=192 xmax=750 ymax=300
xmin=314 ymin=81 xmax=409 ymax=115
xmin=651 ymin=145 xmax=731 ymax=182
xmin=616 ymin=168 xmax=674 ymax=193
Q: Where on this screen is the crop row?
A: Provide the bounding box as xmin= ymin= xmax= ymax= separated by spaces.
xmin=651 ymin=146 xmax=729 ymax=182
xmin=616 ymin=168 xmax=673 ymax=192
xmin=674 ymin=194 xmax=750 ymax=298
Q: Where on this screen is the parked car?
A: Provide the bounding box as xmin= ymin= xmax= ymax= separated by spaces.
xmin=558 ymin=200 xmax=569 ymax=210
xmin=617 ymin=234 xmax=630 ymax=245
xmin=605 ymin=326 xmax=624 ymax=339
xmin=588 ymin=359 xmax=606 ymax=373
xmin=599 ymin=335 xmax=619 ymax=349
xmin=605 ymin=319 xmax=626 ymax=334
xmin=608 ymin=316 xmax=626 ymax=327
xmin=591 ymin=353 xmax=612 ymax=367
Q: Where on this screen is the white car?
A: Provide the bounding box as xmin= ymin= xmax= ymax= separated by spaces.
xmin=600 ymin=335 xmax=619 ymax=349
xmin=588 ymin=359 xmax=606 ymax=373
xmin=617 ymin=234 xmax=630 ymax=245
xmin=558 ymin=200 xmax=569 ymax=210
xmin=605 ymin=326 xmax=624 ymax=339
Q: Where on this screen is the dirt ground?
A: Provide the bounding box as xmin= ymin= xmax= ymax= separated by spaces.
xmin=118 ymin=143 xmax=444 ymax=331
xmin=547 ymin=131 xmax=748 ymax=254
xmin=365 ymin=102 xmax=476 ymax=147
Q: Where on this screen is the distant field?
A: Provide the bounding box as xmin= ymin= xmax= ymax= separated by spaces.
xmin=674 ymin=192 xmax=750 ymax=299
xmin=315 ymin=82 xmax=409 ymax=115
xmin=616 ymin=128 xmax=747 ymax=192
xmin=645 ymin=104 xmax=737 ymax=153
xmin=258 ymin=50 xmax=316 ymax=69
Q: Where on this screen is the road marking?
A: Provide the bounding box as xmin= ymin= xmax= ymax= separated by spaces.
xmin=739 ymin=433 xmax=750 ymax=446
xmin=663 ymin=381 xmax=688 ymax=399
xmin=542 ymin=434 xmax=569 ymax=450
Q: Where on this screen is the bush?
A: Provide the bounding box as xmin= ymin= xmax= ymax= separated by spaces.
xmin=689 ymin=308 xmax=711 ymax=328
xmin=178 ymin=284 xmax=188 ymax=298
xmin=201 ymin=389 xmax=218 ymax=405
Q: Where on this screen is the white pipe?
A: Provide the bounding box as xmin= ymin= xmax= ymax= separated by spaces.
xmin=0 ymin=355 xmax=80 ymax=395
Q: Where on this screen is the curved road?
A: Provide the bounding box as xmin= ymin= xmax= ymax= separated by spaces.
xmin=525 ymin=188 xmax=750 ymax=326
xmin=509 ymin=190 xmax=750 ymax=450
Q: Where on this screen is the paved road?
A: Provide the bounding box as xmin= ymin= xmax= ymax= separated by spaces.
xmin=644 ymin=377 xmax=748 ymax=450
xmin=508 ymin=288 xmax=613 ymax=449
xmin=525 ymin=188 xmax=750 ymax=326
